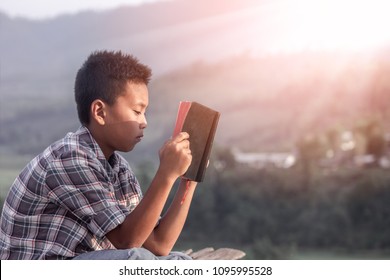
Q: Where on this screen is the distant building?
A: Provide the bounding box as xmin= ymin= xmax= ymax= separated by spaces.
xmin=233 ymin=150 xmax=296 ymax=169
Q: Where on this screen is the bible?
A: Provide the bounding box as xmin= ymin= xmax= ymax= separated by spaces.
xmin=173 ymin=101 xmax=221 ymax=182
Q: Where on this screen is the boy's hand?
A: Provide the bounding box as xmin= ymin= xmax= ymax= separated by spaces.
xmin=158 ymin=132 xmax=192 ymax=180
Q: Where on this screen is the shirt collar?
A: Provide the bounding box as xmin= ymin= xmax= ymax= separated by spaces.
xmin=75 ymin=126 xmax=121 ymax=173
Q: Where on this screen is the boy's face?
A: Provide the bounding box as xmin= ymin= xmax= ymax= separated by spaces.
xmin=102 ymin=81 xmax=149 ymax=154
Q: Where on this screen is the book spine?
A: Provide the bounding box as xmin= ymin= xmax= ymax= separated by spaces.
xmin=196 ymin=112 xmax=220 ymax=181
xmin=172 ymin=101 xmax=191 ymax=137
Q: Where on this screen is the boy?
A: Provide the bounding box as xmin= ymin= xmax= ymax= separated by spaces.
xmin=0 ymin=50 xmax=196 ymax=260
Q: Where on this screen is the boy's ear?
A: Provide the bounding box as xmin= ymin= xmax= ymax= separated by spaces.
xmin=90 ymin=99 xmax=106 ymax=125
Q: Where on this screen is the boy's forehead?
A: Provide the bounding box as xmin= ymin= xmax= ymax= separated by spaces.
xmin=121 ymin=82 xmax=149 ymax=106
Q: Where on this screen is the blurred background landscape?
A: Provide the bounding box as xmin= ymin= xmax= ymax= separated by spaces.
xmin=1 ymin=0 xmax=390 ymax=259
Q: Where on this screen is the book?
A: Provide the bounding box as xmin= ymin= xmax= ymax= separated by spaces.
xmin=173 ymin=101 xmax=221 ymax=182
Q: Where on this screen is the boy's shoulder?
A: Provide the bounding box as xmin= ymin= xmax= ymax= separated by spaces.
xmin=42 ymin=127 xmax=94 ymax=157
xmin=34 ymin=126 xmax=102 ymax=169
xmin=28 ymin=126 xmax=132 ymax=176
xmin=15 ymin=127 xmax=99 ymax=186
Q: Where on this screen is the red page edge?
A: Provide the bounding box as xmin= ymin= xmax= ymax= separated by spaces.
xmin=172 ymin=101 xmax=192 ymax=137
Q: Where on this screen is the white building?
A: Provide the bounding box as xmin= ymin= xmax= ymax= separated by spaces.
xmin=233 ymin=150 xmax=296 ymax=169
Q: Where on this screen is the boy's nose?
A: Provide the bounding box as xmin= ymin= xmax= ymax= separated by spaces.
xmin=140 ymin=116 xmax=147 ymax=129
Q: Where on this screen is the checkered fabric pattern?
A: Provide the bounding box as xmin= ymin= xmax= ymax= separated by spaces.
xmin=0 ymin=126 xmax=142 ymax=259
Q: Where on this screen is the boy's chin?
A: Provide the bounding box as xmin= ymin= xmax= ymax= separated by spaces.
xmin=121 ymin=144 xmax=137 ymax=153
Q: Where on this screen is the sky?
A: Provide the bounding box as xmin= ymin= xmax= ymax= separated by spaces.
xmin=1 ymin=0 xmax=390 ymax=52
xmin=266 ymin=0 xmax=390 ymax=52
xmin=0 ymin=0 xmax=164 ymax=19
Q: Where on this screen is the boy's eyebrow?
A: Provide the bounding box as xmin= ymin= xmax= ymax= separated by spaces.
xmin=134 ymin=101 xmax=148 ymax=109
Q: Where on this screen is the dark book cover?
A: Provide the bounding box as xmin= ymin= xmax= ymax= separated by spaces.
xmin=173 ymin=101 xmax=221 ymax=182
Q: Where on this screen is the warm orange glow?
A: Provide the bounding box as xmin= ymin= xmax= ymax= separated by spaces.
xmin=263 ymin=0 xmax=390 ymax=53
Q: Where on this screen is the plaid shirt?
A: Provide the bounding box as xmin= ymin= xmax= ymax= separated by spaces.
xmin=0 ymin=126 xmax=143 ymax=259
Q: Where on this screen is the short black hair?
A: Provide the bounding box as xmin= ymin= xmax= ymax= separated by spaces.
xmin=74 ymin=50 xmax=152 ymax=125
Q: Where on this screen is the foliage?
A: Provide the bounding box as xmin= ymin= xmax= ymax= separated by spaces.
xmin=1 ymin=147 xmax=390 ymax=259
xmin=175 ymin=150 xmax=390 ymax=259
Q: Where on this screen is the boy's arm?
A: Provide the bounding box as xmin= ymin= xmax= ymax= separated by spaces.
xmin=106 ymin=132 xmax=192 ymax=255
xmin=142 ymin=179 xmax=197 ymax=255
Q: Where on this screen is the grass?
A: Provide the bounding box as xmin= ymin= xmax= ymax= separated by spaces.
xmin=1 ymin=153 xmax=390 ymax=261
xmin=0 ymin=169 xmax=19 ymax=197
xmin=291 ymin=248 xmax=390 ymax=260
xmin=0 ymin=154 xmax=32 ymax=199
xmin=175 ymin=238 xmax=390 ymax=260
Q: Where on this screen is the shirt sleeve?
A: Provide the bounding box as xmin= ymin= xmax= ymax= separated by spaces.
xmin=45 ymin=149 xmax=129 ymax=239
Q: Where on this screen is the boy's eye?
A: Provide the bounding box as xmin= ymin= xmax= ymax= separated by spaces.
xmin=133 ymin=110 xmax=141 ymax=115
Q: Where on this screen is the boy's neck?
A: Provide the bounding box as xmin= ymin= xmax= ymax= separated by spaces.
xmin=86 ymin=123 xmax=114 ymax=160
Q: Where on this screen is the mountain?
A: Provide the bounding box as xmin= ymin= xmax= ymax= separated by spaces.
xmin=1 ymin=0 xmax=390 ymax=167
xmin=0 ymin=0 xmax=266 ymax=81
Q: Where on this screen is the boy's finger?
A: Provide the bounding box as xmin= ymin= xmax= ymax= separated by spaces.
xmin=173 ymin=132 xmax=190 ymax=143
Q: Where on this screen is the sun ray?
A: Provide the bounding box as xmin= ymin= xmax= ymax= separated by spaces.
xmin=264 ymin=0 xmax=390 ymax=53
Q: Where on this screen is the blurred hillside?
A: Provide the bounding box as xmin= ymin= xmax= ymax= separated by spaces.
xmin=2 ymin=50 xmax=390 ymax=164
xmin=0 ymin=0 xmax=271 ymax=162
xmin=0 ymin=0 xmax=266 ymax=79
xmin=1 ymin=0 xmax=390 ymax=164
